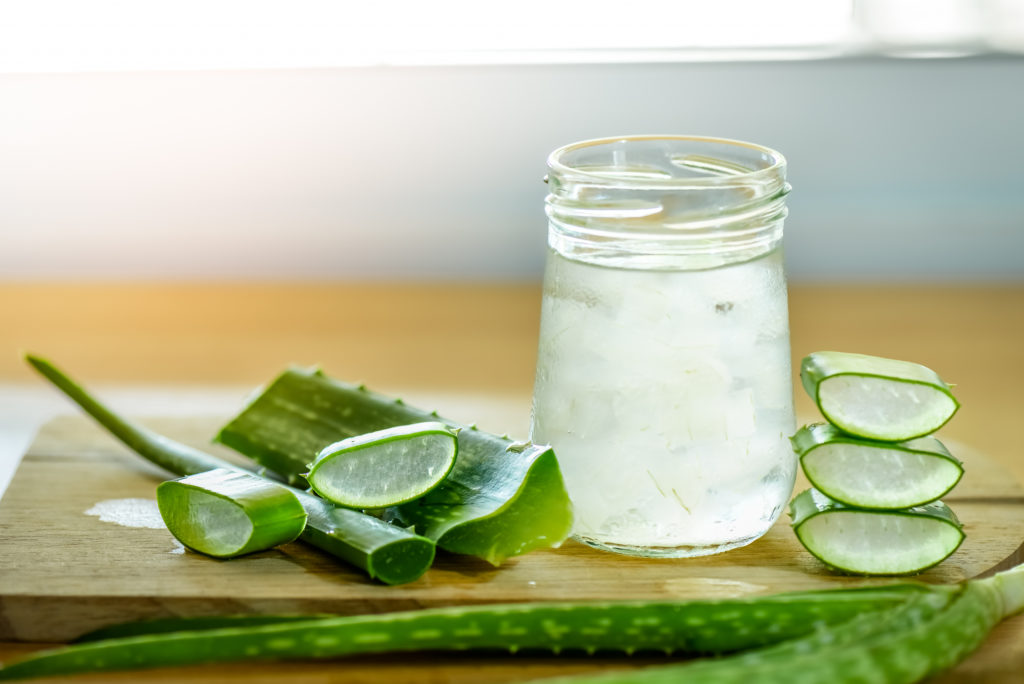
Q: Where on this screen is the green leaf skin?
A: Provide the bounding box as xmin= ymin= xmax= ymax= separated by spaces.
xmin=157 ymin=469 xmax=308 ymax=558
xmin=791 ymin=423 xmax=964 ymax=509
xmin=215 ymin=367 xmax=574 ymax=565
xmin=790 ymin=489 xmax=965 ymax=576
xmin=543 ymin=566 xmax=1024 ymax=684
xmin=24 ymin=355 xmax=435 ymax=585
xmin=800 ymin=351 xmax=959 ymax=441
xmin=538 ymin=588 xmax=963 ymax=684
xmin=0 ymin=587 xmax=925 ymax=681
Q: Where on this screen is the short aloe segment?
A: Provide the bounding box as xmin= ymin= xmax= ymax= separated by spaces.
xmin=25 ymin=355 xmax=435 ymax=585
xmin=800 ymin=351 xmax=959 ymax=441
xmin=790 ymin=488 xmax=965 ymax=575
xmin=216 ymin=367 xmax=573 ymax=565
xmin=0 ymin=586 xmax=926 ymax=680
xmin=307 ymin=422 xmax=458 ymax=509
xmin=157 ymin=468 xmax=307 ymax=558
xmin=792 ymin=423 xmax=963 ymax=509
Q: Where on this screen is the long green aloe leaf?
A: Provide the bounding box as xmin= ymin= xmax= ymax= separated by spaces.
xmin=25 ymin=355 xmax=435 ymax=585
xmin=544 ymin=563 xmax=1024 ymax=684
xmin=215 ymin=367 xmax=573 ymax=565
xmin=0 ymin=586 xmax=925 ymax=681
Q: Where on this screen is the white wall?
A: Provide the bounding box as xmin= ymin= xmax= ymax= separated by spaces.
xmin=1 ymin=57 xmax=1022 ymax=281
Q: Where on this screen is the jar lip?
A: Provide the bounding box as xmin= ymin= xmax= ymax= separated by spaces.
xmin=547 ymin=134 xmax=787 ymax=188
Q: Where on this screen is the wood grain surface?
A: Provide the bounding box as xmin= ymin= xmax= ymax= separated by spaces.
xmin=2 ymin=282 xmax=1023 ymax=682
xmin=2 ymin=413 xmax=1022 ymax=644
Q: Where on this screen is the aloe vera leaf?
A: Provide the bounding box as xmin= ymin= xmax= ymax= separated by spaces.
xmin=157 ymin=468 xmax=308 ymax=558
xmin=215 ymin=367 xmax=573 ymax=565
xmin=74 ymin=616 xmax=331 ymax=643
xmin=547 ymin=565 xmax=1024 ymax=684
xmin=538 ymin=587 xmax=963 ymax=684
xmin=790 ymin=488 xmax=965 ymax=575
xmin=307 ymin=422 xmax=459 ymax=508
xmin=0 ymin=587 xmax=924 ymax=681
xmin=791 ymin=423 xmax=964 ymax=509
xmin=25 ymin=355 xmax=435 ymax=585
xmin=800 ymin=351 xmax=959 ymax=441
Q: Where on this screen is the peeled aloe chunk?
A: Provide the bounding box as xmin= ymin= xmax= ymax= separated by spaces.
xmin=791 ymin=423 xmax=963 ymax=509
xmin=157 ymin=468 xmax=307 ymax=558
xmin=216 ymin=367 xmax=573 ymax=565
xmin=800 ymin=351 xmax=959 ymax=441
xmin=307 ymin=422 xmax=458 ymax=508
xmin=790 ymin=489 xmax=964 ymax=575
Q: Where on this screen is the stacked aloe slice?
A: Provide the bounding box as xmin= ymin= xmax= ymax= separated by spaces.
xmin=790 ymin=351 xmax=965 ymax=575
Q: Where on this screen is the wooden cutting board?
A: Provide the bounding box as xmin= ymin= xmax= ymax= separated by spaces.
xmin=1 ymin=413 xmax=1022 ymax=644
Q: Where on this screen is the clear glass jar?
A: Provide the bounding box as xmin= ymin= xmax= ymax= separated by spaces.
xmin=530 ymin=135 xmax=796 ymax=558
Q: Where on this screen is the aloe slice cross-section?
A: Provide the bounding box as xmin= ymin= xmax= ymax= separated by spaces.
xmin=216 ymin=367 xmax=573 ymax=565
xmin=791 ymin=423 xmax=963 ymax=509
xmin=800 ymin=351 xmax=959 ymax=441
xmin=157 ymin=468 xmax=307 ymax=558
xmin=307 ymin=422 xmax=458 ymax=509
xmin=790 ymin=489 xmax=964 ymax=575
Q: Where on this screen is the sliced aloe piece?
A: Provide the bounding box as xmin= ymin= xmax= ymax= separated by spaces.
xmin=157 ymin=468 xmax=307 ymax=558
xmin=800 ymin=351 xmax=959 ymax=441
xmin=791 ymin=423 xmax=963 ymax=509
xmin=307 ymin=422 xmax=458 ymax=508
xmin=790 ymin=488 xmax=964 ymax=575
xmin=216 ymin=367 xmax=573 ymax=565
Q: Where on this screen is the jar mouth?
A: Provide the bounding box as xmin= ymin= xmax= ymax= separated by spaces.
xmin=545 ymin=135 xmax=790 ymax=270
xmin=547 ymin=135 xmax=787 ymax=190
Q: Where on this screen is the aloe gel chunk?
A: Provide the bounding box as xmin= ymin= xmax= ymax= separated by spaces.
xmin=157 ymin=468 xmax=307 ymax=558
xmin=791 ymin=423 xmax=963 ymax=509
xmin=790 ymin=488 xmax=964 ymax=575
xmin=800 ymin=351 xmax=959 ymax=441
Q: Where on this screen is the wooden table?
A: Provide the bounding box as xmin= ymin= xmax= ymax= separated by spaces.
xmin=2 ymin=282 xmax=1023 ymax=682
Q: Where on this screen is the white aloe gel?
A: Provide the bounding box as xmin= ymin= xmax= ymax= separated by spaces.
xmin=531 ymin=135 xmax=797 ymax=557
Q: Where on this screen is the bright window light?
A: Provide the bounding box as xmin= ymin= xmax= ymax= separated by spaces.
xmin=1 ymin=0 xmax=1021 ymax=72
xmin=0 ymin=0 xmax=855 ymax=72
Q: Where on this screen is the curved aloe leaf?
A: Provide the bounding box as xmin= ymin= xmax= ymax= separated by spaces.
xmin=215 ymin=367 xmax=573 ymax=565
xmin=0 ymin=586 xmax=924 ymax=680
xmin=25 ymin=355 xmax=435 ymax=585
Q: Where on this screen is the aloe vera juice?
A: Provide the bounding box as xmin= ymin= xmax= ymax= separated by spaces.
xmin=531 ymin=247 xmax=796 ymax=556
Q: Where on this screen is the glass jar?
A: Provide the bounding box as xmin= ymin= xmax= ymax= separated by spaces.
xmin=530 ymin=135 xmax=796 ymax=558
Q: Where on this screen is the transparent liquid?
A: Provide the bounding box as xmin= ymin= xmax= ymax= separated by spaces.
xmin=530 ymin=248 xmax=796 ymax=557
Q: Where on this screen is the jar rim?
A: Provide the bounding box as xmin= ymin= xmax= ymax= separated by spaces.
xmin=547 ymin=134 xmax=786 ymax=189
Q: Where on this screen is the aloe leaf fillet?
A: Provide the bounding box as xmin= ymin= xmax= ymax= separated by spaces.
xmin=215 ymin=367 xmax=574 ymax=565
xmin=157 ymin=468 xmax=308 ymax=558
xmin=0 ymin=586 xmax=926 ymax=681
xmin=24 ymin=355 xmax=435 ymax=585
xmin=791 ymin=423 xmax=964 ymax=509
xmin=307 ymin=421 xmax=459 ymax=509
xmin=800 ymin=351 xmax=959 ymax=441
xmin=790 ymin=488 xmax=965 ymax=575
